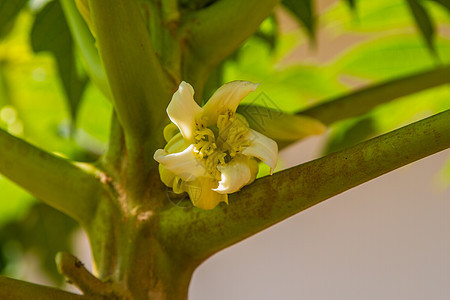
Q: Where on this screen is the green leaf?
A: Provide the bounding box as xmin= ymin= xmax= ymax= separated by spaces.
xmin=428 ymin=0 xmax=450 ymax=12
xmin=30 ymin=1 xmax=87 ymax=122
xmin=405 ymin=0 xmax=438 ymax=58
xmin=0 ymin=0 xmax=28 ymax=39
xmin=0 ymin=203 xmax=78 ymax=283
xmin=282 ymin=0 xmax=316 ymax=41
xmin=323 ymin=116 xmax=377 ymax=155
xmin=343 ymin=0 xmax=357 ymax=10
xmin=332 ymin=35 xmax=450 ymax=79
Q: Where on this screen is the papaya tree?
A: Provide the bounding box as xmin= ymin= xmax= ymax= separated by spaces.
xmin=0 ymin=0 xmax=449 ymax=299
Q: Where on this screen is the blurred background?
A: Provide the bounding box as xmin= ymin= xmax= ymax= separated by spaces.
xmin=0 ymin=0 xmax=449 ymax=299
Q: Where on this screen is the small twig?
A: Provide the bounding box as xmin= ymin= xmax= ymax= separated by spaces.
xmin=0 ymin=275 xmax=96 ymax=299
xmin=56 ymin=252 xmax=127 ymax=298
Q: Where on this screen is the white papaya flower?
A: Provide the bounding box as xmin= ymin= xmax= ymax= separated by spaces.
xmin=154 ymin=81 xmax=278 ymax=210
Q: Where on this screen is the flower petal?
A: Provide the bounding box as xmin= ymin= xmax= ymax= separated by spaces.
xmin=167 ymin=81 xmax=203 ymax=142
xmin=213 ymin=157 xmax=252 ymax=194
xmin=246 ymin=157 xmax=259 ymax=185
xmin=203 ymin=81 xmax=258 ymax=125
xmin=184 ymin=178 xmax=228 ymax=210
xmin=242 ymin=129 xmax=278 ymax=173
xmin=153 ymin=145 xmax=206 ymax=181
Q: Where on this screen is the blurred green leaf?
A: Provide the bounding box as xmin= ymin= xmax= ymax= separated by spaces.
xmin=344 ymin=0 xmax=357 ymax=10
xmin=323 ymin=116 xmax=377 ymax=155
xmin=405 ymin=0 xmax=438 ymax=58
xmin=31 ymin=0 xmax=87 ymax=122
xmin=332 ymin=35 xmax=450 ymax=79
xmin=0 ymin=177 xmax=34 ymax=228
xmin=282 ymin=0 xmax=316 ymax=41
xmin=322 ymin=84 xmax=450 ymax=155
xmin=437 ymin=153 xmax=450 ymax=188
xmin=224 ymin=36 xmax=345 ymax=112
xmin=428 ymin=0 xmax=450 ymax=12
xmin=0 ymin=0 xmax=28 ymax=39
xmin=324 ymin=0 xmax=450 ymax=33
xmin=0 ymin=203 xmax=78 ymax=283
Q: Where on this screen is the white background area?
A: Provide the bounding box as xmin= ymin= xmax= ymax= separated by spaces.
xmin=189 ymin=136 xmax=450 ymax=300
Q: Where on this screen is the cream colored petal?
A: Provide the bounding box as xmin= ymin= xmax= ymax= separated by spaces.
xmin=184 ymin=177 xmax=228 ymax=210
xmin=242 ymin=129 xmax=278 ymax=173
xmin=167 ymin=81 xmax=203 ymax=142
xmin=153 ymin=145 xmax=206 ymax=181
xmin=213 ymin=158 xmax=252 ymax=194
xmin=202 ymin=81 xmax=258 ymax=125
xmin=246 ymin=157 xmax=259 ymax=185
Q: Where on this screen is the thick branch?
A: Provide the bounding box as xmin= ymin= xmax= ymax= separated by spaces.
xmin=183 ymin=0 xmax=280 ymax=97
xmin=299 ymin=66 xmax=450 ymax=125
xmin=0 ymin=129 xmax=102 ymax=225
xmin=89 ymin=0 xmax=175 ymax=201
xmin=160 ymin=109 xmax=450 ymax=259
xmin=88 ymin=0 xmax=171 ymax=143
xmin=60 ymin=0 xmax=110 ymax=99
xmin=0 ymin=276 xmax=98 ymax=300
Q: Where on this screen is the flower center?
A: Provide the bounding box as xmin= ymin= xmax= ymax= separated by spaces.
xmin=193 ymin=111 xmax=251 ymax=180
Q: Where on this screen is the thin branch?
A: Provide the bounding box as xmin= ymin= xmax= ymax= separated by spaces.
xmin=0 ymin=275 xmax=99 ymax=300
xmin=299 ymin=66 xmax=450 ymax=125
xmin=182 ymin=0 xmax=280 ymax=98
xmin=0 ymin=129 xmax=103 ymax=225
xmin=159 ymin=109 xmax=450 ymax=259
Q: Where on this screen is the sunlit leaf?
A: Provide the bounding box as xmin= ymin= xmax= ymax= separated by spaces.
xmin=428 ymin=0 xmax=450 ymax=12
xmin=0 ymin=203 xmax=77 ymax=283
xmin=343 ymin=0 xmax=357 ymax=11
xmin=0 ymin=177 xmax=34 ymax=227
xmin=332 ymin=35 xmax=450 ymax=79
xmin=31 ymin=0 xmax=87 ymax=122
xmin=324 ymin=0 xmax=450 ymax=33
xmin=405 ymin=0 xmax=438 ymax=58
xmin=0 ymin=0 xmax=28 ymax=39
xmin=282 ymin=0 xmax=316 ymax=41
xmin=323 ymin=116 xmax=376 ymax=155
xmin=224 ymin=36 xmax=345 ymax=112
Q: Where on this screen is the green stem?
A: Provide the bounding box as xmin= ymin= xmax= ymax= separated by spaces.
xmin=88 ymin=0 xmax=174 ymax=201
xmin=182 ymin=0 xmax=280 ymax=99
xmin=0 ymin=276 xmax=97 ymax=300
xmin=0 ymin=129 xmax=102 ymax=225
xmin=299 ymin=66 xmax=450 ymax=125
xmin=88 ymin=0 xmax=171 ymax=144
xmin=159 ymin=109 xmax=450 ymax=259
xmin=102 ymin=112 xmax=125 ymax=176
xmin=60 ymin=0 xmax=111 ymax=99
